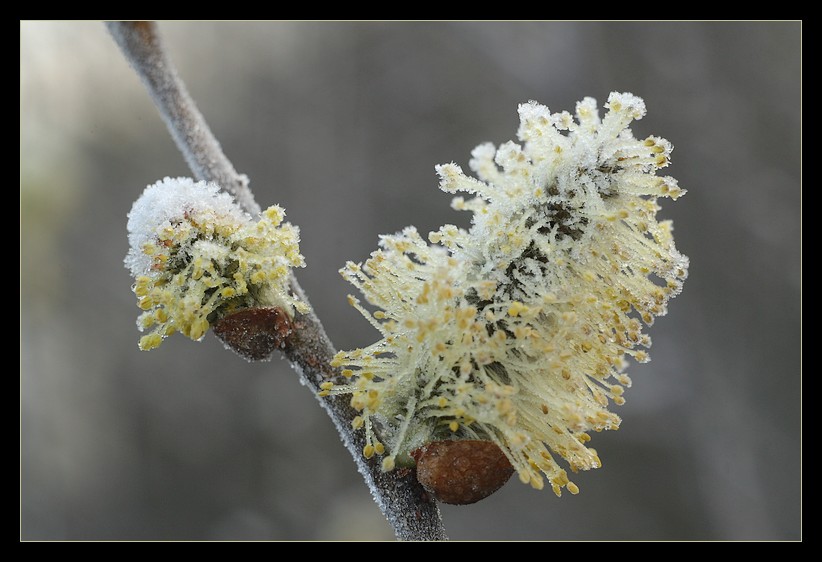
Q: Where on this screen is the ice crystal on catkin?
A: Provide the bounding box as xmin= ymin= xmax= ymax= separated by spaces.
xmin=326 ymin=93 xmax=688 ymax=495
xmin=125 ymin=177 xmax=306 ymax=351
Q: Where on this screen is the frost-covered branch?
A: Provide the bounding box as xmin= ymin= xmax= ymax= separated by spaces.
xmin=107 ymin=21 xmax=259 ymax=215
xmin=108 ymin=20 xmax=446 ymax=541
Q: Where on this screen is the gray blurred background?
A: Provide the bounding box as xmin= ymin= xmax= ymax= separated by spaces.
xmin=21 ymin=21 xmax=800 ymax=540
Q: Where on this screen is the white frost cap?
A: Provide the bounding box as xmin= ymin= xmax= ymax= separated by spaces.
xmin=125 ymin=177 xmax=249 ymax=276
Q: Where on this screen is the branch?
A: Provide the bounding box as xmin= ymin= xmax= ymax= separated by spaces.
xmin=107 ymin=21 xmax=446 ymax=541
xmin=107 ymin=21 xmax=259 ymax=215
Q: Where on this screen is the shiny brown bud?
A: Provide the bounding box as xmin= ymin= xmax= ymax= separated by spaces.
xmin=212 ymin=307 xmax=293 ymax=361
xmin=412 ymin=440 xmax=513 ymax=505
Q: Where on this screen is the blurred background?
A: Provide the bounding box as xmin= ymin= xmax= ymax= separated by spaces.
xmin=21 ymin=21 xmax=800 ymax=540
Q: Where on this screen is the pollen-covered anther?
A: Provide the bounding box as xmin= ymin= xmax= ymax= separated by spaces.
xmin=507 ymin=301 xmax=529 ymax=317
xmin=381 ymin=456 xmax=395 ymax=471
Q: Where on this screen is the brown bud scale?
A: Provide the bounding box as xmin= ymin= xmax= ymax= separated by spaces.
xmin=212 ymin=307 xmax=292 ymax=361
xmin=412 ymin=440 xmax=513 ymax=505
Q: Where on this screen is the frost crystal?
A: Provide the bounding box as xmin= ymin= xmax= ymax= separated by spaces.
xmin=125 ymin=177 xmax=306 ymax=351
xmin=326 ymin=93 xmax=689 ymax=495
